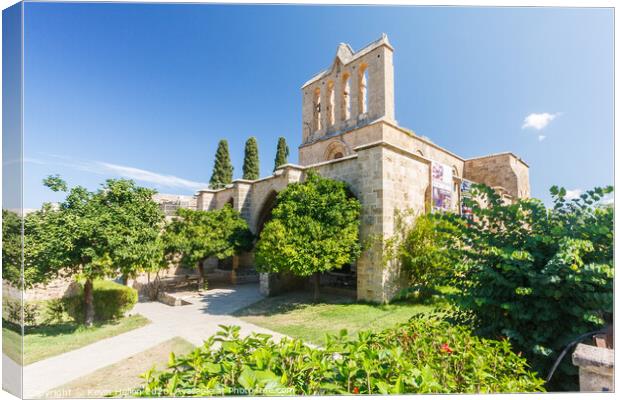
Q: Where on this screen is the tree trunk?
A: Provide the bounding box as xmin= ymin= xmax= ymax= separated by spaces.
xmin=313 ymin=272 xmax=321 ymax=302
xmin=120 ymin=273 xmax=128 ymax=286
xmin=84 ymin=279 xmax=95 ymax=327
xmin=197 ymin=262 xmax=205 ymax=290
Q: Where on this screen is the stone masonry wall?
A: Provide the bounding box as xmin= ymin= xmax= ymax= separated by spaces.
xmin=463 ymin=153 xmax=530 ymax=199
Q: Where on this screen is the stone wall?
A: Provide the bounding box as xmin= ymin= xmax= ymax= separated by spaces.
xmin=10 ymin=277 xmax=82 ymax=302
xmin=463 ymin=153 xmax=530 ymax=199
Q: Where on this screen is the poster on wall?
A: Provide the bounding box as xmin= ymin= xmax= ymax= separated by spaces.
xmin=432 ymin=187 xmax=452 ymax=211
xmin=431 ymin=162 xmax=452 ymax=212
xmin=460 ymin=179 xmax=474 ymax=220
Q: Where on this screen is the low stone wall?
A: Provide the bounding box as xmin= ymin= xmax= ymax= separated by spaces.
xmin=3 ymin=278 xmax=81 ymax=302
xmin=157 ymin=291 xmax=191 ymax=307
xmin=572 ymin=343 xmax=614 ymax=392
xmin=259 ymin=272 xmax=306 ymax=296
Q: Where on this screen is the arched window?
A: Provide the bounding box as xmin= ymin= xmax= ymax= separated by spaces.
xmin=324 ymin=141 xmax=347 ymax=161
xmin=358 ymin=64 xmax=368 ymax=115
xmin=313 ymin=87 xmax=321 ymax=132
xmin=341 ymin=73 xmax=351 ymax=121
xmin=327 ymin=81 xmax=335 ymax=127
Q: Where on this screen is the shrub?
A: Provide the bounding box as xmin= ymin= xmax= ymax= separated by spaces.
xmin=4 ymin=299 xmax=39 ymax=326
xmin=65 ymin=280 xmax=138 ymax=322
xmin=136 ymin=317 xmax=545 ymax=396
xmin=436 ymin=184 xmax=613 ymax=390
xmin=43 ymin=298 xmax=69 ymax=324
xmin=385 ymin=211 xmax=460 ymax=299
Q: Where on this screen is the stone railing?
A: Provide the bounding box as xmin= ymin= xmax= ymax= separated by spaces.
xmin=572 ymin=343 xmax=614 ymax=392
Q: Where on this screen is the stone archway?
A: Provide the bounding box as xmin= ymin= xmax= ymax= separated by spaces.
xmin=256 ymin=190 xmax=278 ymax=235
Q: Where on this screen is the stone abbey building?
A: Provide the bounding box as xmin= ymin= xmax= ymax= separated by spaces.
xmin=194 ymin=35 xmax=530 ymax=303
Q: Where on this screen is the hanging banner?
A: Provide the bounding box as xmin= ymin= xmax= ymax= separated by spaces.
xmin=431 ymin=162 xmax=452 ymax=212
xmin=460 ymin=179 xmax=474 ymax=220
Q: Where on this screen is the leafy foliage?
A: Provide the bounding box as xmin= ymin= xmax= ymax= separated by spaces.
xmin=385 ymin=211 xmax=458 ymax=298
xmin=164 ymin=206 xmax=253 ymax=286
xmin=273 ymin=137 xmax=289 ymax=171
xmin=29 ymin=177 xmax=165 ymax=325
xmin=136 ymin=317 xmax=544 ymax=396
xmin=64 ymin=280 xmax=138 ymax=322
xmin=42 ymin=174 xmax=68 ymax=192
xmin=254 ymin=171 xmax=361 ymax=298
xmin=435 ymin=184 xmax=613 ymax=389
xmin=210 ymin=139 xmax=234 ymax=189
xmin=242 ymin=137 xmax=260 ymax=180
xmin=2 ymin=209 xmax=22 ymax=287
xmin=4 ymin=299 xmax=39 ymax=326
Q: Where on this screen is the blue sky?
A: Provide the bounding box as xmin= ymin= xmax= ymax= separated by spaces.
xmin=21 ymin=3 xmax=613 ymax=208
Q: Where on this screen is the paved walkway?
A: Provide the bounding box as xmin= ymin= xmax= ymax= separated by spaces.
xmin=23 ymin=284 xmax=284 ymax=399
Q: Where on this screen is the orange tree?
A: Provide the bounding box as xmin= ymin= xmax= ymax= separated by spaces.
xmin=254 ymin=171 xmax=361 ymax=300
xmin=163 ymin=206 xmax=253 ymax=288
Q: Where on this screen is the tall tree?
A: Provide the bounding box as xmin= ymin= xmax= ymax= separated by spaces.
xmin=273 ymin=137 xmax=289 ymax=171
xmin=34 ymin=177 xmax=165 ymax=326
xmin=210 ymin=140 xmax=234 ymax=189
xmin=242 ymin=137 xmax=260 ymax=180
xmin=163 ymin=206 xmax=254 ymax=288
xmin=255 ymin=171 xmax=361 ymax=300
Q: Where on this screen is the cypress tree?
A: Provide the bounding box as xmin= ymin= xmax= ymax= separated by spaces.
xmin=242 ymin=137 xmax=260 ymax=180
xmin=274 ymin=137 xmax=289 ymax=171
xmin=209 ymin=140 xmax=233 ymax=189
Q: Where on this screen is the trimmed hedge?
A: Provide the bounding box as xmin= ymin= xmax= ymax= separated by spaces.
xmin=136 ymin=316 xmax=545 ymax=396
xmin=65 ymin=280 xmax=137 ymax=322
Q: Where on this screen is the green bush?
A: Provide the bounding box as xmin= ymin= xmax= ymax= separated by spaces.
xmin=65 ymin=280 xmax=138 ymax=322
xmin=136 ymin=317 xmax=545 ymax=396
xmin=4 ymin=299 xmax=39 ymax=326
xmin=386 ymin=211 xmax=460 ymax=299
xmin=435 ymin=184 xmax=613 ymax=390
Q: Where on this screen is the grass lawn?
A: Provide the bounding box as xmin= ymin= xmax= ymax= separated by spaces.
xmin=45 ymin=337 xmax=195 ymax=398
xmin=2 ymin=314 xmax=150 ymax=365
xmin=234 ymin=289 xmax=447 ymax=345
xmin=2 ymin=325 xmax=22 ymax=365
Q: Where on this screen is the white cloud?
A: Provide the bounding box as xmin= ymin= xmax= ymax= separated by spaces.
xmin=38 ymin=154 xmax=209 ymax=191
xmin=537 ymin=135 xmax=546 ymax=142
xmin=565 ymin=189 xmax=582 ymax=200
xmin=97 ymin=162 xmax=208 ymax=191
xmin=522 ymin=112 xmax=560 ymax=130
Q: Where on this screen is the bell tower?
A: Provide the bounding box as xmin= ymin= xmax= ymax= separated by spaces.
xmin=300 ymin=34 xmax=395 ymax=148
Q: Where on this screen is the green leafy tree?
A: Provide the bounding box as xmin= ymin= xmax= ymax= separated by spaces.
xmin=273 ymin=137 xmax=289 ymax=171
xmin=2 ymin=209 xmax=22 ymax=287
xmin=242 ymin=137 xmax=260 ymax=180
xmin=437 ymin=184 xmax=613 ymax=389
xmin=210 ymin=140 xmax=233 ymax=189
xmin=255 ymin=171 xmax=361 ymax=300
xmin=163 ymin=206 xmax=253 ymax=288
xmin=33 ymin=177 xmax=166 ymax=326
